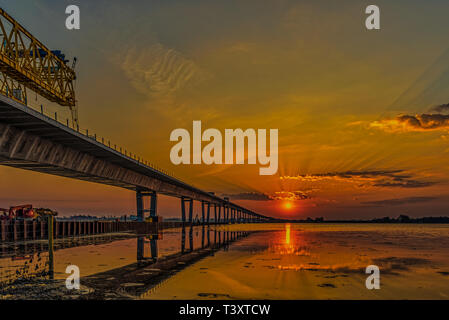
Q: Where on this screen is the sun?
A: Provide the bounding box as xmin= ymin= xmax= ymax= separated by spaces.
xmin=284 ymin=202 xmax=293 ymax=210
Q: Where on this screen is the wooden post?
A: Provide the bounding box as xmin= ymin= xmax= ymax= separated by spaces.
xmin=55 ymin=221 xmax=59 ymax=238
xmin=48 ymin=215 xmax=54 ymax=280
xmin=23 ymin=220 xmax=28 ymax=241
xmin=13 ymin=220 xmax=18 ymax=241
xmin=32 ymin=220 xmax=37 ymax=240
xmin=41 ymin=220 xmax=46 ymax=239
xmin=1 ymin=220 xmax=5 ymax=241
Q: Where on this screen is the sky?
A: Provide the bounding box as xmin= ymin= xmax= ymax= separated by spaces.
xmin=1 ymin=0 xmax=449 ymax=219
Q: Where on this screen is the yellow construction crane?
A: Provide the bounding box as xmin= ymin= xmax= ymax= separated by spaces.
xmin=0 ymin=8 xmax=78 ymax=127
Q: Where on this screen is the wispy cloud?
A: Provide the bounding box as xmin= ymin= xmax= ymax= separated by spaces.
xmin=430 ymin=103 xmax=449 ymax=113
xmin=272 ymin=191 xmax=311 ymax=201
xmin=222 ymin=190 xmax=311 ymax=201
xmin=281 ymin=170 xmax=435 ymax=189
xmin=371 ymin=114 xmax=449 ymax=133
xmin=120 ymin=44 xmax=209 ymax=98
xmin=222 ymin=192 xmax=272 ymax=201
xmin=362 ymin=196 xmax=438 ymax=207
xmin=371 ymin=102 xmax=449 ymax=133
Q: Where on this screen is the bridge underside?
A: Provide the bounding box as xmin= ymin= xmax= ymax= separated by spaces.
xmin=0 ymin=95 xmax=272 ymax=223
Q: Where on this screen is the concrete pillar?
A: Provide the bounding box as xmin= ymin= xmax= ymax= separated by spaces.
xmin=137 ymin=236 xmax=144 ymax=262
xmin=150 ymin=239 xmax=158 ymax=259
xmin=150 ymin=192 xmax=157 ymax=217
xmin=201 ymin=201 xmax=205 ymax=224
xmin=189 ymin=199 xmax=193 ymax=223
xmin=181 ymin=198 xmax=186 ymax=223
xmin=206 ymin=202 xmax=211 ymax=224
xmin=181 ymin=226 xmax=186 ymax=253
xmin=201 ymin=225 xmax=205 ymax=248
xmin=214 ymin=204 xmax=217 ymax=224
xmin=136 ymin=190 xmax=144 ymax=222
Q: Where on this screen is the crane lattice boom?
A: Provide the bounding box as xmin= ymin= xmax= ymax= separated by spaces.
xmin=0 ymin=8 xmax=78 ymax=126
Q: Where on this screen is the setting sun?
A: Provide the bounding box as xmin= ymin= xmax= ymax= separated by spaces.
xmin=284 ymin=202 xmax=293 ymax=210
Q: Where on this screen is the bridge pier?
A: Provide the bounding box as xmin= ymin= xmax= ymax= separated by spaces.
xmin=206 ymin=202 xmax=211 ymax=224
xmin=136 ymin=189 xmax=157 ymax=222
xmin=201 ymin=201 xmax=211 ymax=225
xmin=181 ymin=197 xmax=193 ymax=224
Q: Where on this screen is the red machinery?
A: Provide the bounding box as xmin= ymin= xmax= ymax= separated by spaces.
xmin=8 ymin=204 xmax=37 ymax=220
xmin=1 ymin=205 xmax=58 ymax=220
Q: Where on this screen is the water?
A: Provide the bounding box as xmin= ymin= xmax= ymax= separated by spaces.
xmin=2 ymin=223 xmax=449 ymax=299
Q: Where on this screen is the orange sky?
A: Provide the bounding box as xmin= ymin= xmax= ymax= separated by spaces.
xmin=2 ymin=0 xmax=449 ymax=219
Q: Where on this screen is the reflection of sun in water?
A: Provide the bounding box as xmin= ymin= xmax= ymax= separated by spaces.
xmin=270 ymin=223 xmax=310 ymax=257
xmin=285 ymin=223 xmax=291 ymax=245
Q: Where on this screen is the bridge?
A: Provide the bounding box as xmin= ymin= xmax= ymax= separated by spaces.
xmin=0 ymin=94 xmax=274 ymax=224
xmin=0 ymin=7 xmax=274 ymax=225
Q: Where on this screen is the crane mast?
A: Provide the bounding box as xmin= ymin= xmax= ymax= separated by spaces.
xmin=0 ymin=8 xmax=78 ymax=127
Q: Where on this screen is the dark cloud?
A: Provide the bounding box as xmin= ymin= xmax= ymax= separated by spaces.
xmin=362 ymin=196 xmax=438 ymax=206
xmin=396 ymin=114 xmax=449 ymax=130
xmin=282 ymin=170 xmax=435 ymax=189
xmin=430 ymin=103 xmax=449 ymax=113
xmin=373 ymin=180 xmax=436 ymax=188
xmin=223 ymin=190 xmax=312 ymax=201
xmin=222 ymin=192 xmax=272 ymax=201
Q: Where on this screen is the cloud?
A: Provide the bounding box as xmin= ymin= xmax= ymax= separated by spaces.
xmin=370 ymin=103 xmax=449 ymax=133
xmin=223 ymin=190 xmax=311 ymax=201
xmin=362 ymin=196 xmax=438 ymax=207
xmin=222 ymin=192 xmax=272 ymax=201
xmin=430 ymin=103 xmax=449 ymax=113
xmin=370 ymin=114 xmax=449 ymax=132
xmin=273 ymin=191 xmax=311 ymax=201
xmin=120 ymin=44 xmax=209 ymax=97
xmin=281 ymin=170 xmax=435 ymax=189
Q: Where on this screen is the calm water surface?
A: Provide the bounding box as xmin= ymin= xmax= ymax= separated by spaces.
xmin=3 ymin=223 xmax=449 ymax=299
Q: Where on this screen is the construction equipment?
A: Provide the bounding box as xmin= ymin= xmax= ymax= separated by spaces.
xmin=0 ymin=8 xmax=78 ymax=127
xmin=6 ymin=204 xmax=58 ymax=220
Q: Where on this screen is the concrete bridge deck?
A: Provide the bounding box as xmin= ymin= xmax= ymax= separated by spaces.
xmin=0 ymin=95 xmax=273 ymax=223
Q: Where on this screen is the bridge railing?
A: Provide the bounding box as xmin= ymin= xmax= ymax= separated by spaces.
xmin=23 ymin=100 xmax=180 ymax=181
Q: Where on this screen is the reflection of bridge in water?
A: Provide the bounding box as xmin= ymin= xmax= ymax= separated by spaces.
xmin=83 ymin=226 xmax=251 ymax=299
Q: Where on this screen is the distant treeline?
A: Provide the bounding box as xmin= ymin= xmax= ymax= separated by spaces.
xmin=284 ymin=215 xmax=449 ymax=224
